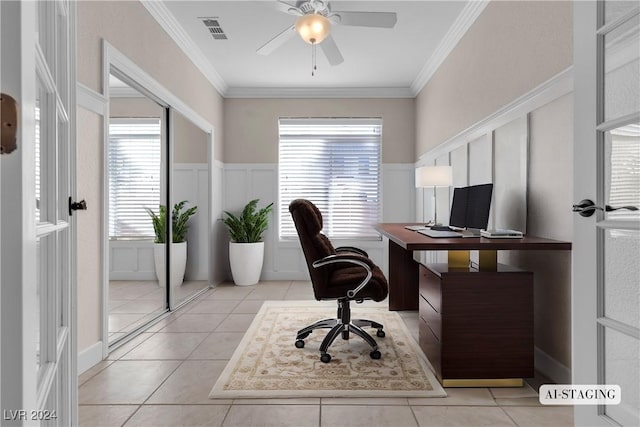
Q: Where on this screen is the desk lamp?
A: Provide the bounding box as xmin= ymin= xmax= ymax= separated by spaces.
xmin=415 ymin=165 xmax=452 ymax=226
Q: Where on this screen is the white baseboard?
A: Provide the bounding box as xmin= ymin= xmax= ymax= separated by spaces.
xmin=535 ymin=346 xmax=571 ymax=384
xmin=78 ymin=341 xmax=104 ymax=375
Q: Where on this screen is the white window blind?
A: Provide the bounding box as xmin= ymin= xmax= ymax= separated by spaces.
xmin=279 ymin=118 xmax=382 ymax=240
xmin=606 ymin=123 xmax=640 ymax=220
xmin=108 ymin=118 xmax=161 ymax=239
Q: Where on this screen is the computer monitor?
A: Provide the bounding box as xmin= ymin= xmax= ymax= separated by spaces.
xmin=449 ymin=183 xmax=493 ymax=229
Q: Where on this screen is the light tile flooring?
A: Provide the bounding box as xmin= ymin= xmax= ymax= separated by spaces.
xmin=109 ymin=280 xmax=209 ymax=343
xmin=80 ymin=281 xmax=574 ymax=427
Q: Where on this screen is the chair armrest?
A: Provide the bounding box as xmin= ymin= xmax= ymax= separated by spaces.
xmin=312 ymin=254 xmax=374 ymax=299
xmin=335 ymin=246 xmax=369 ymax=257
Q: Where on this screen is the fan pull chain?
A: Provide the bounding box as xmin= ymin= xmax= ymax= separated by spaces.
xmin=311 ymin=39 xmax=317 ymax=76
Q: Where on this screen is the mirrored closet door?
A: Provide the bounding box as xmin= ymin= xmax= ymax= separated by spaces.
xmin=170 ymin=110 xmax=211 ymax=306
xmin=106 ymin=71 xmax=169 ymax=347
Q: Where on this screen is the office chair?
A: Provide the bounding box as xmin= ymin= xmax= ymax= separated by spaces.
xmin=289 ymin=199 xmax=389 ymax=363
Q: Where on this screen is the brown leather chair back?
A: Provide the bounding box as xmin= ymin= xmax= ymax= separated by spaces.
xmin=288 ymin=199 xmax=337 ymax=298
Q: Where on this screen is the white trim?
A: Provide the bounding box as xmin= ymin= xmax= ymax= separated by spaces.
xmin=109 ymin=85 xmax=146 ymax=99
xmin=77 ymin=341 xmax=103 ymax=375
xmin=77 ymin=83 xmax=107 ymax=116
xmin=410 ymin=0 xmax=490 ymax=95
xmin=139 ymin=0 xmax=228 ymax=96
xmin=418 ymin=67 xmax=574 ymax=164
xmin=224 ymin=86 xmax=415 ymax=99
xmin=535 ymin=346 xmax=571 ymax=385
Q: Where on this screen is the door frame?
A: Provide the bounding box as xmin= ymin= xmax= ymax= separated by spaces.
xmin=101 ymin=42 xmax=215 ymax=357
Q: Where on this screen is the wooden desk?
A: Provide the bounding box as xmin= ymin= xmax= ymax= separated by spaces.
xmin=375 ymin=223 xmax=572 ymax=387
xmin=375 ymin=223 xmax=572 ymax=310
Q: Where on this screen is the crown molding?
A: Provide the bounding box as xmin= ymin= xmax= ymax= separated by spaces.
xmin=140 ymin=0 xmax=228 ymax=96
xmin=410 ymin=0 xmax=490 ymax=96
xmin=224 ymin=86 xmax=415 ymax=99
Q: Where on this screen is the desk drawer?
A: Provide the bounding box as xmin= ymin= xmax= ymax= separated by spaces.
xmin=419 ymin=264 xmax=441 ymax=312
xmin=419 ymin=295 xmax=442 ymax=341
xmin=419 ymin=316 xmax=441 ymax=380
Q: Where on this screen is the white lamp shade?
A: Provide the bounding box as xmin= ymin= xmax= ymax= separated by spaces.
xmin=415 ymin=166 xmax=453 ymax=188
xmin=295 ymin=14 xmax=331 ymax=44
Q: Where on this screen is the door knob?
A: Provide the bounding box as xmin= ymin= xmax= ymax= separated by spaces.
xmin=572 ymin=199 xmax=638 ymax=217
xmin=69 ymin=197 xmax=87 ymax=215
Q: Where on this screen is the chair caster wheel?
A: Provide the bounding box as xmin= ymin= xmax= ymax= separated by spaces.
xmin=295 ymin=340 xmax=305 ymax=348
xmin=320 ymin=353 xmax=332 ymax=363
xmin=376 ymin=329 xmax=385 ymax=338
xmin=342 ymin=331 xmax=349 ymax=340
xmin=370 ymin=350 xmax=381 ymax=360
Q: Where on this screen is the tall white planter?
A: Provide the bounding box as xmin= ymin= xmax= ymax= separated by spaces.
xmin=154 ymin=241 xmax=187 ymax=289
xmin=229 ymin=242 xmax=264 ymax=286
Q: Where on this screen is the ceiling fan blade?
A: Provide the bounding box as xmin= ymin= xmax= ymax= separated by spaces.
xmin=321 ymin=34 xmax=344 ymax=66
xmin=275 ymin=0 xmax=303 ymax=16
xmin=331 ymin=11 xmax=397 ymax=28
xmin=257 ymin=25 xmax=297 ymax=56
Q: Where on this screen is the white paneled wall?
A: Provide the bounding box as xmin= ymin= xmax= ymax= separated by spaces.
xmin=222 ymin=163 xmax=414 ymax=281
xmin=109 ymin=240 xmax=155 ymax=280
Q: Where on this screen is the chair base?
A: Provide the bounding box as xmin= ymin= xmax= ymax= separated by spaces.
xmin=294 ymin=299 xmax=385 ymax=363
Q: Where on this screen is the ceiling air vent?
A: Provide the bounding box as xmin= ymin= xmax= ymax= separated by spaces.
xmin=201 ymin=18 xmax=227 ymax=40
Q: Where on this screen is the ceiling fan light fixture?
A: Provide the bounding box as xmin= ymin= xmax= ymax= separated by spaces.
xmin=295 ymin=13 xmax=331 ymax=44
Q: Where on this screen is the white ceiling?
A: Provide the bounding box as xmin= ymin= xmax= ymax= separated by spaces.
xmin=160 ymin=1 xmax=476 ymax=97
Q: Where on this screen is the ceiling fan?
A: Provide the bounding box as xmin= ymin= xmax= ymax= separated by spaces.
xmin=257 ymin=0 xmax=397 ymax=67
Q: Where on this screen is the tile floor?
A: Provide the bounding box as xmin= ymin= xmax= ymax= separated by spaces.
xmin=80 ymin=281 xmax=574 ymax=427
xmin=109 ymin=280 xmax=209 ymax=342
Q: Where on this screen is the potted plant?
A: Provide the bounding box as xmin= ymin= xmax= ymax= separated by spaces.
xmin=222 ymin=199 xmax=273 ymax=286
xmin=146 ymin=201 xmax=197 ymax=289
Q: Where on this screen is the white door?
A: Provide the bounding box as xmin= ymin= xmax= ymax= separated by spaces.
xmin=573 ymin=1 xmax=639 ymax=426
xmin=1 ymin=1 xmax=77 ymax=425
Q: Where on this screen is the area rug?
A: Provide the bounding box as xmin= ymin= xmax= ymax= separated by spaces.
xmin=209 ymin=300 xmax=446 ymax=399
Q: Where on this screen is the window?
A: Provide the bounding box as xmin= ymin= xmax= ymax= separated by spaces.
xmin=108 ymin=118 xmax=161 ymax=239
xmin=279 ymin=118 xmax=382 ymax=240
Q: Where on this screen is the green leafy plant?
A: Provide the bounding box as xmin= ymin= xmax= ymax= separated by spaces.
xmin=222 ymin=199 xmax=274 ymax=243
xmin=145 ymin=201 xmax=197 ymax=243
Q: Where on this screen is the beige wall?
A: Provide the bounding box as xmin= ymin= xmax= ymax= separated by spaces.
xmin=174 ymin=111 xmax=208 ymax=164
xmin=76 ymin=1 xmax=223 ymax=353
xmin=224 ymin=98 xmax=415 ymax=164
xmin=76 ymin=107 xmax=103 ymax=350
xmin=415 ymin=0 xmax=572 ymax=157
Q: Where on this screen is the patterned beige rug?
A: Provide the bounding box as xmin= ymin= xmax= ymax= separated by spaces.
xmin=209 ymin=300 xmax=446 ymax=399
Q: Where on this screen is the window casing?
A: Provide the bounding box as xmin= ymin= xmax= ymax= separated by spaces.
xmin=279 ymin=118 xmax=382 ymax=240
xmin=108 ymin=118 xmax=161 ymax=239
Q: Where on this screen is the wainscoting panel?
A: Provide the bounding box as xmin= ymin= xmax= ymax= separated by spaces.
xmin=451 ymin=145 xmax=468 ymax=188
xmin=382 ymin=164 xmax=415 ymax=223
xmin=493 ymin=116 xmax=529 ymax=233
xmin=468 ymin=134 xmax=493 ymax=185
xmin=223 ymin=163 xmax=413 ymax=281
xmin=109 ymin=240 xmax=156 ymax=280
